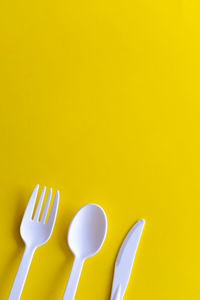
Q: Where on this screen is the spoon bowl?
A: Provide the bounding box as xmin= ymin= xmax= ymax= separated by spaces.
xmin=68 ymin=203 xmax=107 ymax=259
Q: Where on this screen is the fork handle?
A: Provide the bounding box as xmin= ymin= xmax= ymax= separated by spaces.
xmin=8 ymin=246 xmax=35 ymax=300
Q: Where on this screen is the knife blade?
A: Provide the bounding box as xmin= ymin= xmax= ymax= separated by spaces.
xmin=110 ymin=219 xmax=145 ymax=300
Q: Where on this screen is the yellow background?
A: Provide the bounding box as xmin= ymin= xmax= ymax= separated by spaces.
xmin=0 ymin=0 xmax=200 ymax=299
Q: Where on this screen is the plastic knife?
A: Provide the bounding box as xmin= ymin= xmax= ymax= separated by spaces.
xmin=110 ymin=219 xmax=145 ymax=300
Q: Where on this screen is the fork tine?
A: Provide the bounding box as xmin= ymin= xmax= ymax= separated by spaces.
xmin=33 ymin=186 xmax=46 ymax=220
xmin=40 ymin=188 xmax=52 ymax=223
xmin=47 ymin=190 xmax=59 ymax=228
xmin=23 ymin=185 xmax=39 ymax=220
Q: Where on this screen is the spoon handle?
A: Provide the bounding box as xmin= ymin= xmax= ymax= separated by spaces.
xmin=63 ymin=257 xmax=83 ymax=300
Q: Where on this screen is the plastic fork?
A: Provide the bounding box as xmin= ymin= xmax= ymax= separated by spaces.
xmin=8 ymin=184 xmax=59 ymax=300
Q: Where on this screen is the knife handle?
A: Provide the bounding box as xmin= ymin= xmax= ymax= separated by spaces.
xmin=112 ymin=285 xmax=121 ymax=300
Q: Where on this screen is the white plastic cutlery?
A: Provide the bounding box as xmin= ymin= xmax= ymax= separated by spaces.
xmin=110 ymin=219 xmax=145 ymax=300
xmin=62 ymin=203 xmax=107 ymax=300
xmin=112 ymin=285 xmax=122 ymax=300
xmin=8 ymin=185 xmax=59 ymax=300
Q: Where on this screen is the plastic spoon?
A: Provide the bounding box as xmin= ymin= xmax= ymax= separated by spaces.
xmin=62 ymin=203 xmax=107 ymax=300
